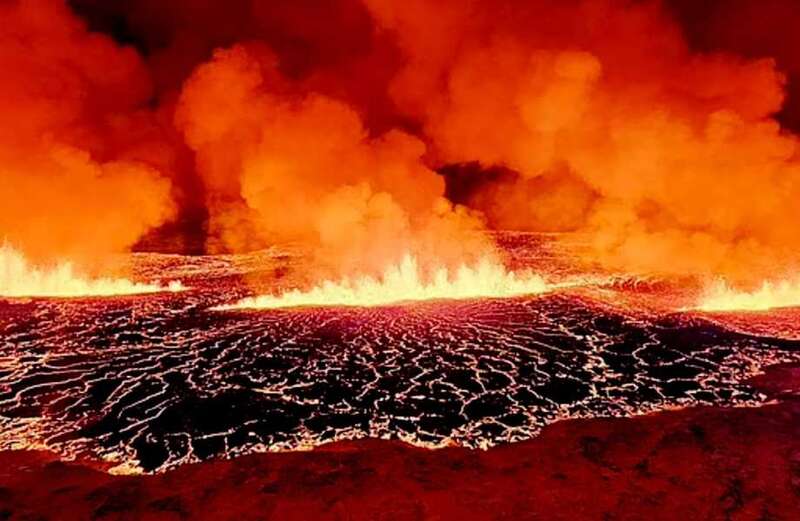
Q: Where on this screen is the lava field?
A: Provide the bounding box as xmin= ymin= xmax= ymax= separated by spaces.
xmin=1 ymin=238 xmax=798 ymax=473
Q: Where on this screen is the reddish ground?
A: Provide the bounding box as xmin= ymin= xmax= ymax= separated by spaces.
xmin=1 ymin=365 xmax=798 ymax=521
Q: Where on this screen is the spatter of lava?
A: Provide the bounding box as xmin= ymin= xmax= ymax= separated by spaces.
xmin=216 ymin=255 xmax=561 ymax=310
xmin=693 ymin=278 xmax=800 ymax=312
xmin=0 ymin=244 xmax=184 ymax=298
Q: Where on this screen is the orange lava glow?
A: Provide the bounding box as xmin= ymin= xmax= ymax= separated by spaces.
xmin=217 ymin=255 xmax=558 ymax=310
xmin=3 ymin=0 xmax=800 ymax=296
xmin=0 ymin=244 xmax=184 ymax=298
xmin=694 ymin=279 xmax=800 ymax=312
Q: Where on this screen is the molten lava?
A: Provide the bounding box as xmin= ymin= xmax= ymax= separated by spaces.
xmin=0 ymin=244 xmax=183 ymax=298
xmin=694 ymin=279 xmax=800 ymax=312
xmin=217 ymin=255 xmax=554 ymax=310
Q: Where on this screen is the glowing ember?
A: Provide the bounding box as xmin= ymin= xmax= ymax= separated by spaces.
xmin=694 ymin=279 xmax=800 ymax=312
xmin=217 ymin=255 xmax=554 ymax=310
xmin=0 ymin=244 xmax=184 ymax=298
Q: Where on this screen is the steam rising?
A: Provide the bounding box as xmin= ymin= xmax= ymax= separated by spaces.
xmin=3 ymin=0 xmax=800 ymax=288
xmin=364 ymin=0 xmax=800 ymax=281
xmin=174 ymin=44 xmax=490 ymax=275
xmin=0 ymin=0 xmax=175 ymax=264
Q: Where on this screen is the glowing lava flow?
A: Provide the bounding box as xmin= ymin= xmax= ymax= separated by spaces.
xmin=218 ymin=255 xmax=555 ymax=310
xmin=694 ymin=279 xmax=800 ymax=312
xmin=0 ymin=244 xmax=184 ymax=298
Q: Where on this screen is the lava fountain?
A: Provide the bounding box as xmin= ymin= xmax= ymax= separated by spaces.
xmin=216 ymin=254 xmax=561 ymax=310
xmin=0 ymin=244 xmax=184 ymax=298
xmin=693 ymin=278 xmax=800 ymax=312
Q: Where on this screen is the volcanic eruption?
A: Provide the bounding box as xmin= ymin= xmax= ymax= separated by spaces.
xmin=2 ymin=0 xmax=800 ymax=518
xmin=0 ymin=0 xmax=798 ymax=308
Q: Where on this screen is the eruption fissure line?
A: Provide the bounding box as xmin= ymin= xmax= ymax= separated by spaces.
xmin=0 ymin=244 xmax=184 ymax=298
xmin=215 ymin=255 xmax=572 ymax=310
xmin=692 ymin=278 xmax=800 ymax=312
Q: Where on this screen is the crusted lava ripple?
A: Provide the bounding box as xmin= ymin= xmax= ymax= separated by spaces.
xmin=1 ymin=245 xmax=799 ymax=473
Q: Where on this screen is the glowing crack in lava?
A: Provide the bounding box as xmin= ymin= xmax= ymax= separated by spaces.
xmin=2 ymin=242 xmax=800 ymax=474
xmin=217 ymin=255 xmax=555 ymax=310
xmin=694 ymin=279 xmax=800 ymax=312
xmin=0 ymin=244 xmax=184 ymax=298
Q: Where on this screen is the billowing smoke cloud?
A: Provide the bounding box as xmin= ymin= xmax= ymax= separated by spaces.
xmin=5 ymin=0 xmax=800 ymax=283
xmin=0 ymin=0 xmax=175 ymax=264
xmin=174 ymin=45 xmax=489 ymax=276
xmin=365 ymin=0 xmax=800 ymax=281
xmin=70 ymin=0 xmax=403 ymax=130
xmin=669 ymin=0 xmax=800 ymax=131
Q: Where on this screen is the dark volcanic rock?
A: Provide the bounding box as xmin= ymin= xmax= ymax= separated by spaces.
xmin=0 ymin=364 xmax=798 ymax=520
xmin=1 ymin=289 xmax=799 ymax=472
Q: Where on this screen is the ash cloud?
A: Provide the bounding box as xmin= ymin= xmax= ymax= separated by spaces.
xmin=365 ymin=0 xmax=800 ymax=281
xmin=4 ymin=0 xmax=800 ymax=282
xmin=0 ymin=0 xmax=176 ymax=265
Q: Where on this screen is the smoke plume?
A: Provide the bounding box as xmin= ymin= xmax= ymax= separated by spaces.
xmin=0 ymin=0 xmax=175 ymax=265
xmin=3 ymin=0 xmax=800 ymax=283
xmin=174 ymin=44 xmax=489 ymax=275
xmin=365 ymin=0 xmax=800 ymax=281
